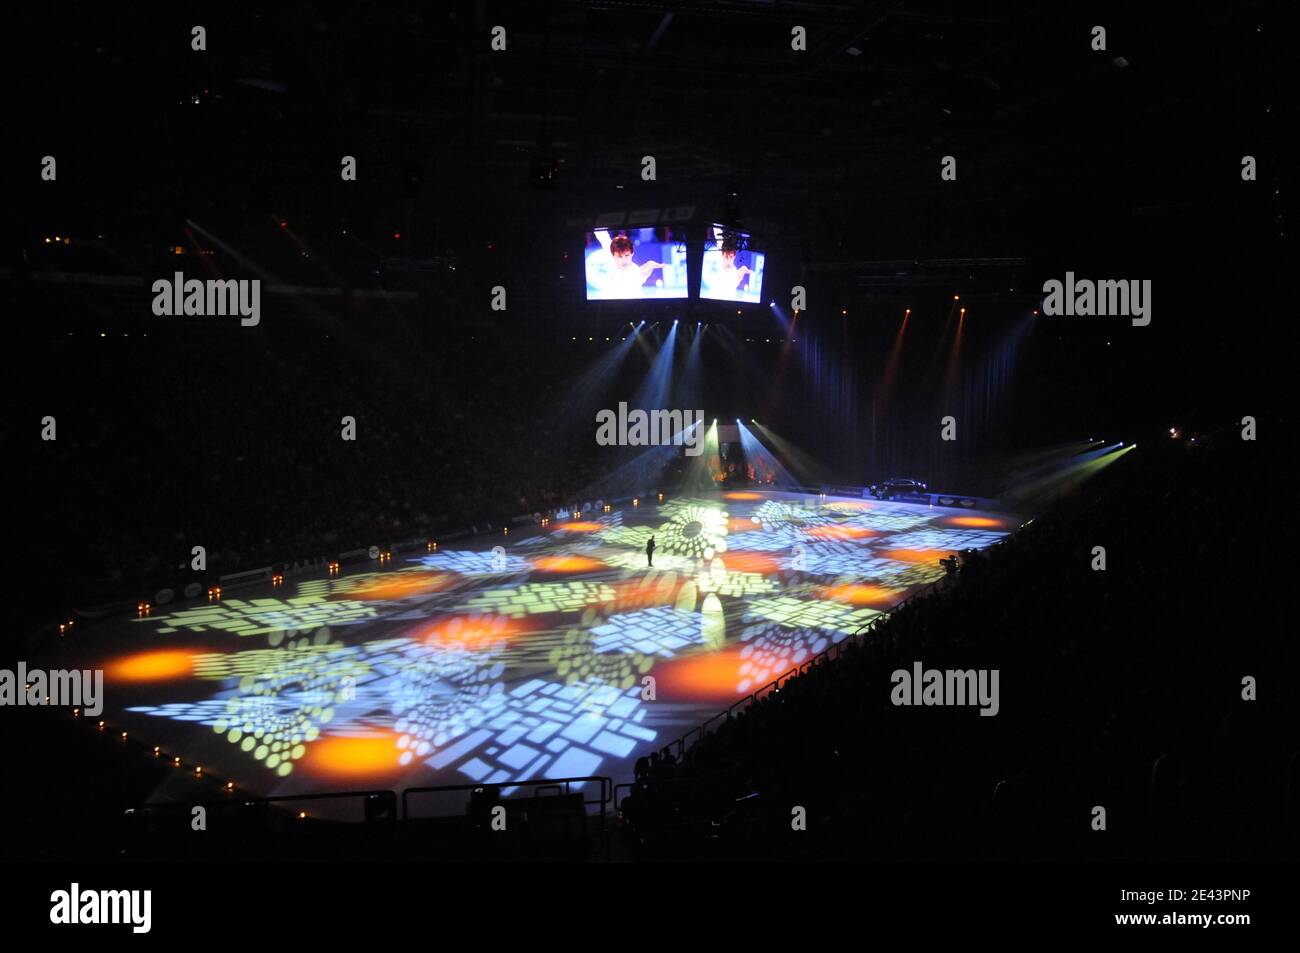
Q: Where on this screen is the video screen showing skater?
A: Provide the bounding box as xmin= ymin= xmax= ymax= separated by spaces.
xmin=700 ymin=224 xmax=765 ymax=304
xmin=584 ymin=227 xmax=689 ymax=300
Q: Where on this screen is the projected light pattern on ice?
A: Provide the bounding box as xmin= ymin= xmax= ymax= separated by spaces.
xmin=53 ymin=491 xmax=1014 ymax=802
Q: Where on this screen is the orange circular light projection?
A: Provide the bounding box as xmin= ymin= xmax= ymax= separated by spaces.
xmin=532 ymin=555 xmax=606 ymax=573
xmin=557 ymin=521 xmax=605 ymax=532
xmin=944 ymin=516 xmax=1005 ymax=529
xmin=805 ymin=524 xmax=880 ymax=541
xmin=880 ymin=548 xmax=953 ymax=565
xmin=300 ymin=733 xmax=403 ymax=779
xmin=719 ymin=551 xmax=783 ymax=575
xmin=723 ymin=491 xmax=764 ymax=501
xmin=104 ymin=649 xmax=199 ymax=682
xmin=339 ymin=571 xmax=457 ymax=601
xmin=818 ymin=583 xmax=900 ymax=606
xmin=653 ymin=647 xmax=749 ymax=702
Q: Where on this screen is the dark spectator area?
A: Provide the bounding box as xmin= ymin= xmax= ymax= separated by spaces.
xmin=620 ymin=434 xmax=1291 ymax=861
xmin=7 ymin=283 xmax=604 ymax=633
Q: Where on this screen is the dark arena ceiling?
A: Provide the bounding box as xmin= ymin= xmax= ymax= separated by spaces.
xmin=9 ymin=2 xmax=1290 ymax=306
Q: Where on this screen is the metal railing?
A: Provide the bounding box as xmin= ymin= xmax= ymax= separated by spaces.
xmin=128 ymin=789 xmax=397 ymax=825
xmin=125 ymin=776 xmax=614 ymax=860
xmin=129 ymin=775 xmax=612 ymax=826
xmin=613 ymin=763 xmax=739 ymax=811
xmin=402 ymin=775 xmax=612 ymax=827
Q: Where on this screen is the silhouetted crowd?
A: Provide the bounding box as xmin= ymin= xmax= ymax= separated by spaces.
xmin=620 ymin=433 xmax=1293 ymax=860
xmin=14 ymin=294 xmax=602 ymax=627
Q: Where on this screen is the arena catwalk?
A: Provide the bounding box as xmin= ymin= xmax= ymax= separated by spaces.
xmin=52 ymin=491 xmax=1017 ymax=810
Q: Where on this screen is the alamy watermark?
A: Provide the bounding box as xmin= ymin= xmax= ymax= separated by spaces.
xmin=1 ymin=662 xmax=103 ymax=716
xmin=890 ymin=661 xmax=1000 ymax=716
xmin=596 ymin=403 xmax=705 ymax=456
xmin=1041 ymin=272 xmax=1150 ymax=326
xmin=50 ymin=883 xmax=151 ymax=933
xmin=151 ymin=272 xmax=261 ymax=326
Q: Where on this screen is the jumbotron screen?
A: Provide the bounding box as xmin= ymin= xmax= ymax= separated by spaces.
xmin=700 ymin=225 xmax=765 ymax=304
xmin=584 ymin=227 xmax=689 ymax=300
